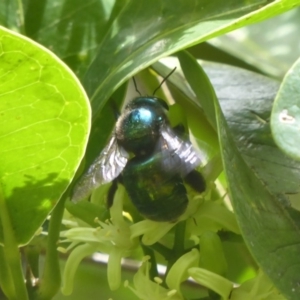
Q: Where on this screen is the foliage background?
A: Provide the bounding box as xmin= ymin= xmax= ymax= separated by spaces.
xmin=1 ymin=1 xmax=300 ymax=300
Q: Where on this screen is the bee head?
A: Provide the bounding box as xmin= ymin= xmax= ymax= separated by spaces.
xmin=115 ymin=97 xmax=169 ymax=156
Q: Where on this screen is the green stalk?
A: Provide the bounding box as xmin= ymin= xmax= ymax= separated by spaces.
xmin=141 ymin=243 xmax=158 ymax=279
xmin=0 ymin=245 xmax=15 ymax=299
xmin=166 ymin=220 xmax=186 ymax=274
xmin=149 ymin=242 xmax=172 ymax=259
xmin=15 ymin=0 xmax=25 ymax=34
xmin=37 ymin=192 xmax=68 ymax=300
xmin=0 ymin=184 xmax=29 ymax=300
xmin=173 ymin=220 xmax=186 ymax=254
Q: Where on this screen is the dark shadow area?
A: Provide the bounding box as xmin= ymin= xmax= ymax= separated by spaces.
xmin=0 ymin=172 xmax=69 ymax=246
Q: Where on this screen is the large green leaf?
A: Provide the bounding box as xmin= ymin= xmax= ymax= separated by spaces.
xmin=0 ymin=26 xmax=90 ymax=245
xmin=210 ymin=64 xmax=300 ymax=299
xmin=209 ymin=64 xmax=300 ymax=195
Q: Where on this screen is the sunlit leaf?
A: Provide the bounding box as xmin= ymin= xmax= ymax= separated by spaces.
xmin=85 ymin=0 xmax=282 ymax=120
xmin=0 ymin=26 xmax=90 ymax=245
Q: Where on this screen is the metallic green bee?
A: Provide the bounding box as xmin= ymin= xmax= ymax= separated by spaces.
xmin=73 ymin=80 xmax=205 ymax=221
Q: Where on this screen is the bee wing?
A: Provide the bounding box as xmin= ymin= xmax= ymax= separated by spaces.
xmin=72 ymin=135 xmax=128 ymax=202
xmin=159 ymin=124 xmax=202 ymax=176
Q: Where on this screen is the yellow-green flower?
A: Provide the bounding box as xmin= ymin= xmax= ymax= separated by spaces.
xmin=188 ymin=267 xmax=233 ymax=300
xmin=125 ymin=258 xmax=183 ymax=300
xmin=230 ymin=269 xmax=285 ymax=300
xmin=60 ymin=186 xmax=138 ymax=294
xmin=126 ymin=249 xmax=200 ymax=300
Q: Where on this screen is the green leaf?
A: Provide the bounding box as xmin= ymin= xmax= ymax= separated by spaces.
xmin=211 ymin=63 xmax=300 ymax=299
xmin=204 ymin=61 xmax=299 ymax=193
xmin=24 ymin=0 xmax=122 ymax=78
xmin=177 ymin=51 xmax=217 ymax=130
xmin=0 ymin=26 xmax=90 ymax=245
xmin=271 ymin=56 xmax=300 ymax=160
xmin=2 ymin=0 xmax=296 ymax=83
xmin=84 ymin=0 xmax=290 ymax=120
xmin=152 ymin=59 xmax=219 ymax=159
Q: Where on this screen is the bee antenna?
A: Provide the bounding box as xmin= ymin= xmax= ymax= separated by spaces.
xmin=132 ymin=77 xmax=142 ymax=96
xmin=153 ymin=67 xmax=177 ymax=96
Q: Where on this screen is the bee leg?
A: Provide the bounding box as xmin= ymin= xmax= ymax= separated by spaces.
xmin=184 ymin=170 xmax=206 ymax=193
xmin=106 ymin=178 xmax=119 ymax=208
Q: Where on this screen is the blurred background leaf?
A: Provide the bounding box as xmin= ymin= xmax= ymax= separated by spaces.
xmin=209 ymin=7 xmax=300 ymax=78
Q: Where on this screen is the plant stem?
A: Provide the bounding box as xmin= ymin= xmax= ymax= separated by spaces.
xmin=149 ymin=242 xmax=172 ymax=259
xmin=173 ymin=220 xmax=186 ymax=254
xmin=166 ymin=220 xmax=186 ymax=275
xmin=15 ymin=0 xmax=25 ymax=34
xmin=37 ymin=191 xmax=68 ymax=300
xmin=0 ymin=245 xmax=15 ymax=299
xmin=141 ymin=244 xmax=158 ymax=279
xmin=0 ymin=184 xmax=29 ymax=300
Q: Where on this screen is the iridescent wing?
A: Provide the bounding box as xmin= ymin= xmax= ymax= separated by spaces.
xmin=159 ymin=123 xmax=202 ymax=176
xmin=72 ymin=135 xmax=129 ymax=202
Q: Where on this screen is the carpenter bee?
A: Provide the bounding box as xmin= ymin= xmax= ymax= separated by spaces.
xmin=72 ymin=70 xmax=206 ymax=221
